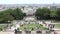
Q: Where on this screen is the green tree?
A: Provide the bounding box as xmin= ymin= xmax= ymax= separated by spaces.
xmin=10 ymin=8 xmax=24 ymax=20
xmin=50 ymin=10 xmax=57 ymax=20
xmin=35 ymin=8 xmax=50 ymax=20
xmin=0 ymin=8 xmax=25 ymax=23
xmin=0 ymin=9 xmax=14 ymax=23
xmin=56 ymin=8 xmax=60 ymax=20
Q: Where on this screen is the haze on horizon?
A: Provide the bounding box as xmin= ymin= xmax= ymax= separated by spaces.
xmin=0 ymin=0 xmax=60 ymax=4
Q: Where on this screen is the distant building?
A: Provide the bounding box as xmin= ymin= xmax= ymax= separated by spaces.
xmin=22 ymin=6 xmax=36 ymax=16
xmin=0 ymin=4 xmax=60 ymax=12
xmin=49 ymin=4 xmax=57 ymax=10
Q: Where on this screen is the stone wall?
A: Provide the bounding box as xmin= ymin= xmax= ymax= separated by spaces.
xmin=0 ymin=30 xmax=60 ymax=34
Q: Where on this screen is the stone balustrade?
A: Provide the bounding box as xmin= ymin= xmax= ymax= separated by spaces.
xmin=0 ymin=30 xmax=60 ymax=34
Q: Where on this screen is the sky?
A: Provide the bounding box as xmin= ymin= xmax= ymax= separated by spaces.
xmin=0 ymin=0 xmax=60 ymax=4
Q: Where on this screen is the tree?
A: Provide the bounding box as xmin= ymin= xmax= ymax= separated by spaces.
xmin=0 ymin=9 xmax=14 ymax=23
xmin=35 ymin=8 xmax=50 ymax=20
xmin=10 ymin=8 xmax=24 ymax=20
xmin=0 ymin=8 xmax=25 ymax=23
xmin=56 ymin=8 xmax=60 ymax=20
xmin=50 ymin=10 xmax=57 ymax=20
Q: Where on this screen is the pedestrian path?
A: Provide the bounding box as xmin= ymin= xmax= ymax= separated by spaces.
xmin=52 ymin=28 xmax=60 ymax=30
xmin=0 ymin=32 xmax=14 ymax=34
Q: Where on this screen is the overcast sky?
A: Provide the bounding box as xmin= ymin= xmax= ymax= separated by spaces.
xmin=0 ymin=0 xmax=60 ymax=4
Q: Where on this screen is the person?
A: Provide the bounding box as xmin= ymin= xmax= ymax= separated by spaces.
xmin=54 ymin=31 xmax=58 ymax=34
xmin=42 ymin=21 xmax=45 ymax=24
xmin=53 ymin=24 xmax=55 ymax=28
xmin=15 ymin=29 xmax=17 ymax=34
xmin=32 ymin=28 xmax=34 ymax=30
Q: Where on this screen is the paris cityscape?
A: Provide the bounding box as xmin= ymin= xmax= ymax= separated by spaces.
xmin=0 ymin=0 xmax=60 ymax=34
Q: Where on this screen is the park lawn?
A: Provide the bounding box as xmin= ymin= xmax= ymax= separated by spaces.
xmin=54 ymin=24 xmax=60 ymax=28
xmin=19 ymin=24 xmax=48 ymax=31
xmin=0 ymin=25 xmax=6 ymax=31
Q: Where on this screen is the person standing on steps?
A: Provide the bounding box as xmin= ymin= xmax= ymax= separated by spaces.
xmin=14 ymin=29 xmax=17 ymax=34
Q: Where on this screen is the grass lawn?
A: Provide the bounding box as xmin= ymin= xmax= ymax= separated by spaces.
xmin=0 ymin=25 xmax=6 ymax=31
xmin=18 ymin=23 xmax=48 ymax=31
xmin=54 ymin=24 xmax=60 ymax=28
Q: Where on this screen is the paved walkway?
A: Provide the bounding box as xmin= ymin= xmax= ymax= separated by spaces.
xmin=0 ymin=32 xmax=14 ymax=34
